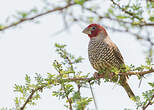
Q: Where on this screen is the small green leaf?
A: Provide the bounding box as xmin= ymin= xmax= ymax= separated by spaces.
xmin=88 ymin=17 xmax=94 ymax=23
xmin=18 ymin=12 xmax=28 ymax=18
xmin=0 ymin=24 xmax=4 ymax=30
xmin=14 ymin=97 xmax=19 ymax=104
xmin=148 ymin=82 xmax=154 ymax=87
xmin=74 ymin=0 xmax=85 ymax=5
xmin=152 ymin=2 xmax=154 ymax=8
xmin=116 ymin=15 xmax=128 ymax=19
xmin=108 ymin=8 xmax=113 ymax=14
xmin=146 ymin=57 xmax=152 ymax=65
xmin=31 ymin=8 xmax=38 ymax=13
xmin=25 ymin=74 xmax=31 ymax=84
xmin=55 ymin=43 xmax=66 ymax=48
xmin=149 ymin=16 xmax=154 ymax=22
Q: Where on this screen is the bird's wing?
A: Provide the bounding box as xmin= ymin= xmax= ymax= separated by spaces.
xmin=112 ymin=43 xmax=124 ymax=65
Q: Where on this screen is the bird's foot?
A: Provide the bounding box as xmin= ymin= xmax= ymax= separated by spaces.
xmin=94 ymin=72 xmax=104 ymax=80
xmin=109 ymin=73 xmax=114 ymax=79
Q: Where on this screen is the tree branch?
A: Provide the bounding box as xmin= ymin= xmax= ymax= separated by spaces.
xmin=68 ymin=69 xmax=154 ymax=82
xmin=110 ymin=0 xmax=142 ymax=20
xmin=20 ymin=86 xmax=44 ymax=110
xmin=0 ymin=0 xmax=153 ymax=32
xmin=19 ymin=69 xmax=154 ymax=110
xmin=122 ymin=70 xmax=154 ymax=76
xmin=142 ymin=95 xmax=154 ymax=110
xmin=84 ymin=7 xmax=154 ymax=27
xmin=0 ymin=3 xmax=76 ymax=31
xmin=66 ymin=93 xmax=73 ymax=110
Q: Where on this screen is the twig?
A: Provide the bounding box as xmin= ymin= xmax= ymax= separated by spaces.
xmin=84 ymin=7 xmax=154 ymax=27
xmin=67 ymin=69 xmax=154 ymax=82
xmin=0 ymin=0 xmax=93 ymax=32
xmin=66 ymin=94 xmax=73 ymax=110
xmin=0 ymin=3 xmax=76 ymax=31
xmin=19 ymin=69 xmax=154 ymax=110
xmin=20 ymin=86 xmax=43 ymax=110
xmin=142 ymin=95 xmax=154 ymax=110
xmin=110 ymin=0 xmax=142 ymax=20
xmin=120 ymin=69 xmax=154 ymax=76
xmin=56 ymin=59 xmax=73 ymax=110
xmin=20 ymin=89 xmax=35 ymax=110
xmin=77 ymin=84 xmax=84 ymax=110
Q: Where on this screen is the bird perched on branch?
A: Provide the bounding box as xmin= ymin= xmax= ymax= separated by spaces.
xmin=82 ymin=24 xmax=135 ymax=100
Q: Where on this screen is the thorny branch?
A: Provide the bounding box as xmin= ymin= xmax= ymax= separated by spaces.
xmin=57 ymin=59 xmax=73 ymax=110
xmin=64 ymin=87 xmax=73 ymax=110
xmin=77 ymin=84 xmax=84 ymax=110
xmin=20 ymin=90 xmax=35 ymax=110
xmin=110 ymin=0 xmax=154 ymax=27
xmin=0 ymin=3 xmax=76 ymax=31
xmin=19 ymin=69 xmax=154 ymax=109
xmin=20 ymin=86 xmax=44 ymax=110
xmin=142 ymin=95 xmax=154 ymax=110
xmin=110 ymin=0 xmax=142 ymax=20
xmin=84 ymin=7 xmax=154 ymax=27
xmin=0 ymin=0 xmax=153 ymax=32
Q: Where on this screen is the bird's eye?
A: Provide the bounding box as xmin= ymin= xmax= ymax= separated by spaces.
xmin=92 ymin=26 xmax=96 ymax=31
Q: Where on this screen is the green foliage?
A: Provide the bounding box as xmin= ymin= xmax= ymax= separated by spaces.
xmin=1 ymin=43 xmax=154 ymax=110
xmin=0 ymin=108 xmax=12 ymax=110
xmin=9 ymin=43 xmax=92 ymax=110
xmin=0 ymin=24 xmax=4 ymax=30
xmin=52 ymin=43 xmax=92 ymax=109
xmin=116 ymin=15 xmax=129 ymax=19
xmin=149 ymin=82 xmax=154 ymax=87
xmin=124 ymin=109 xmax=131 ymax=110
xmin=17 ymin=12 xmax=28 ymax=18
xmin=136 ymin=83 xmax=154 ymax=110
xmin=75 ymin=97 xmax=93 ymax=110
xmin=149 ymin=16 xmax=154 ymax=22
xmin=74 ymin=0 xmax=85 ymax=5
xmin=50 ymin=44 xmax=154 ymax=110
xmin=0 ymin=0 xmax=154 ymax=109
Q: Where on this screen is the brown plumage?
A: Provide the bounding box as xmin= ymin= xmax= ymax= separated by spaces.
xmin=82 ymin=24 xmax=135 ymax=100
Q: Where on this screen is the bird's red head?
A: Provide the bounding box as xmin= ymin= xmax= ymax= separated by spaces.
xmin=82 ymin=24 xmax=108 ymax=38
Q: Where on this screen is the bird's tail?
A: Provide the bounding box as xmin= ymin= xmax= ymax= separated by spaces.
xmin=119 ymin=76 xmax=136 ymax=101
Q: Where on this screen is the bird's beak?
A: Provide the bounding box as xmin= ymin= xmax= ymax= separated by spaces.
xmin=82 ymin=27 xmax=91 ymax=35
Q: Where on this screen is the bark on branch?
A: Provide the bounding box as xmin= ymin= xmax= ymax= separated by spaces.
xmin=19 ymin=69 xmax=154 ymax=110
xmin=0 ymin=3 xmax=76 ymax=31
xmin=68 ymin=69 xmax=154 ymax=82
xmin=20 ymin=86 xmax=44 ymax=110
xmin=142 ymin=95 xmax=154 ymax=110
xmin=110 ymin=0 xmax=141 ymax=20
xmin=86 ymin=7 xmax=154 ymax=27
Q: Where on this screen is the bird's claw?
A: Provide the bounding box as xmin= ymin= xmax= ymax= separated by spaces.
xmin=108 ymin=73 xmax=114 ymax=79
xmin=94 ymin=72 xmax=104 ymax=80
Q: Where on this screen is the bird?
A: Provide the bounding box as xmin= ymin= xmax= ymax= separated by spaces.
xmin=82 ymin=23 xmax=135 ymax=100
